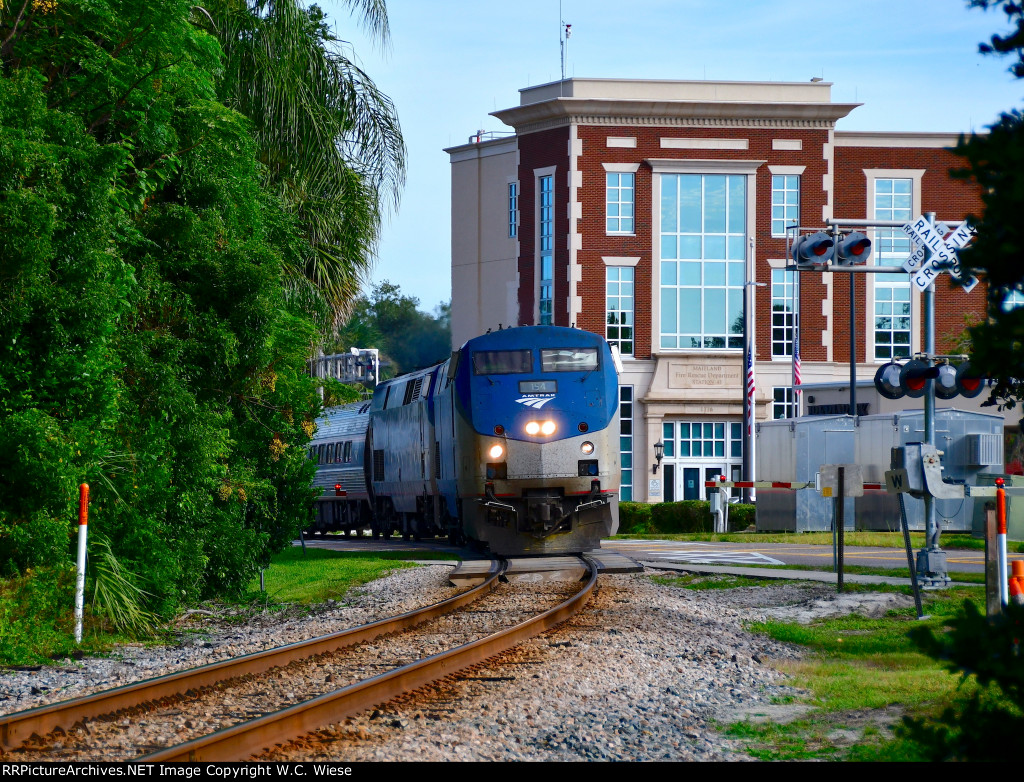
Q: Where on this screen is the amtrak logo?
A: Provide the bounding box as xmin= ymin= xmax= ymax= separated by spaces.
xmin=516 ymin=396 xmax=554 ymax=409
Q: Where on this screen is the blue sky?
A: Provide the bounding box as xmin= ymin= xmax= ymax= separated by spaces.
xmin=320 ymin=0 xmax=1022 ymax=314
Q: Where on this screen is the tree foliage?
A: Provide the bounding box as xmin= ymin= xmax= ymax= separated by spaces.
xmin=0 ymin=0 xmax=370 ymax=615
xmin=331 ymin=281 xmax=451 ymax=377
xmin=900 ymin=600 xmax=1024 ymax=761
xmin=204 ymin=0 xmax=405 ymax=323
xmin=956 ymin=1 xmax=1024 ymax=414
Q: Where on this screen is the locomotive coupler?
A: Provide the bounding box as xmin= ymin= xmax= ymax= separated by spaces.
xmin=575 ymin=479 xmax=609 ymax=512
xmin=481 ymin=481 xmax=517 ymax=514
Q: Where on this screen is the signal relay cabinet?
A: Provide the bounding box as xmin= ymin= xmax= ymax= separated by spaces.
xmin=755 ymin=409 xmax=1003 ymax=533
xmin=971 ymin=473 xmax=1024 ymax=541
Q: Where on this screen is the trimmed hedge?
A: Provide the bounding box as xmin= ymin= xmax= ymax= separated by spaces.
xmin=617 ymin=501 xmax=757 ymax=534
xmin=652 ymin=501 xmax=713 ymax=533
xmin=618 ymin=502 xmax=654 ymax=534
xmin=728 ymin=503 xmax=756 ymax=531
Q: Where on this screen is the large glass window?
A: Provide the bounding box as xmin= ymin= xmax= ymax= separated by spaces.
xmin=771 ymin=174 xmax=800 ymax=237
xmin=661 ymin=420 xmax=743 ymax=459
xmin=606 ymin=267 xmax=634 ymax=356
xmin=606 ymin=172 xmax=635 ymax=234
xmin=874 ymin=178 xmax=912 ymax=361
xmin=875 ymin=178 xmax=913 ymax=256
xmin=508 ymin=182 xmax=518 ymax=238
xmin=619 ymin=386 xmax=633 ymax=501
xmin=538 ymin=175 xmax=553 ymax=325
xmin=1003 ymin=288 xmax=1024 ymax=311
xmin=660 ymin=174 xmax=746 ymax=349
xmin=771 ymin=268 xmax=795 ymax=358
xmin=874 ymin=282 xmax=912 ymax=360
xmin=773 ymin=387 xmax=796 ymax=419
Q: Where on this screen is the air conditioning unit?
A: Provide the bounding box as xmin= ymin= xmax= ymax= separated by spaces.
xmin=965 ymin=433 xmax=1001 ymax=466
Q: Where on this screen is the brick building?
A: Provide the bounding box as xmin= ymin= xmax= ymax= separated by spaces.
xmin=445 ymin=78 xmax=994 ymax=503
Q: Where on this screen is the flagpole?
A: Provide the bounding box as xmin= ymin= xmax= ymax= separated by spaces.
xmin=792 ymin=266 xmax=801 ymax=417
xmin=743 ymin=237 xmax=756 ymax=503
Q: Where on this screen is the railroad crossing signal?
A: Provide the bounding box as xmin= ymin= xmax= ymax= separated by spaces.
xmin=901 ymin=216 xmax=978 ymax=293
xmin=836 ymin=231 xmax=872 ymax=265
xmin=874 ymin=359 xmax=984 ymax=400
xmin=791 ymin=231 xmax=834 ymax=267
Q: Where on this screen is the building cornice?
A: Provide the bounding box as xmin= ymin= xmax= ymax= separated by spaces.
xmin=444 ymin=136 xmax=518 ymax=161
xmin=492 ymin=97 xmax=860 ymax=135
xmin=834 ymin=130 xmax=974 ymax=148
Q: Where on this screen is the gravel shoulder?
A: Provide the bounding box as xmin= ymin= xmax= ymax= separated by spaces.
xmin=0 ymin=564 xmax=897 ymax=761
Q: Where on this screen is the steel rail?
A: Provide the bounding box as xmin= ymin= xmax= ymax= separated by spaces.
xmin=137 ymin=558 xmax=599 ymax=762
xmin=0 ymin=560 xmax=502 ymax=752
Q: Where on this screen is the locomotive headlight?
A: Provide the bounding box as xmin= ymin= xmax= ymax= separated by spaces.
xmin=580 ymin=441 xmax=594 ymax=455
xmin=488 ymin=444 xmax=504 ymax=459
xmin=541 ymin=420 xmax=556 ymax=436
xmin=525 ymin=421 xmax=541 ymax=435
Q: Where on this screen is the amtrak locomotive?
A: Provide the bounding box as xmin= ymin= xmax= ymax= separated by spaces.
xmin=308 ymin=326 xmax=620 ymax=555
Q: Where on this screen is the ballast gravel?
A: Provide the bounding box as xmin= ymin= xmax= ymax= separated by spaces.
xmin=0 ymin=564 xmax=892 ymax=762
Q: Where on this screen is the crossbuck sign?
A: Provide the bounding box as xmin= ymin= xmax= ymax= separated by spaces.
xmin=900 ymin=216 xmax=978 ymax=294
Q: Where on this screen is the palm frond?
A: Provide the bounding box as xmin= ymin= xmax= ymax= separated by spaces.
xmin=205 ymin=0 xmax=405 ymax=323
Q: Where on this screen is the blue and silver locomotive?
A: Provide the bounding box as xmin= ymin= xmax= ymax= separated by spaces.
xmin=309 ymin=326 xmax=620 ymax=555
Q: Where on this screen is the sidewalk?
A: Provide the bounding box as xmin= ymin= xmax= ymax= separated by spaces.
xmin=640 ymin=560 xmax=976 ymax=588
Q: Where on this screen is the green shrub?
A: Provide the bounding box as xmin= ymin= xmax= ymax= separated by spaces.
xmin=617 ymin=501 xmax=654 ymax=534
xmin=651 ymin=500 xmax=713 ymax=533
xmin=728 ymin=503 xmax=756 ymax=531
xmin=0 ymin=565 xmax=77 ymax=664
xmin=900 ymin=600 xmax=1024 ymax=761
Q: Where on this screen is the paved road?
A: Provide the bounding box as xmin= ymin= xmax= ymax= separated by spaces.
xmin=298 ymin=533 xmax=1016 ymax=575
xmin=601 ymin=539 xmax=1015 ymax=574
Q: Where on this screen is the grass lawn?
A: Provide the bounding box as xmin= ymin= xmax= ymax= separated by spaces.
xmin=250 ymin=547 xmax=458 ymax=604
xmin=659 ymin=571 xmax=993 ymax=760
xmin=0 ymin=547 xmax=459 ymax=667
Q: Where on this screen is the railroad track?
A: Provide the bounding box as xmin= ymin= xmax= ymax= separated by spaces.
xmin=2 ymin=556 xmax=598 ymax=762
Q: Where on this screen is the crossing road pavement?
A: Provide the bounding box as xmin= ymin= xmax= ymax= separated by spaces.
xmin=299 ymin=533 xmax=1014 ymax=575
xmin=602 ymin=539 xmax=1009 ymax=574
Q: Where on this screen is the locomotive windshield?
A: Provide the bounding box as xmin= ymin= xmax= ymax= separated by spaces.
xmin=540 ymin=348 xmax=598 ymax=372
xmin=472 ymin=349 xmax=533 ymax=375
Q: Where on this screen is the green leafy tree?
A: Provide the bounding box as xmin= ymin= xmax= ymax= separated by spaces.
xmin=203 ymin=0 xmax=406 ymax=323
xmin=331 ymin=281 xmax=451 ymax=377
xmin=955 ymin=1 xmax=1024 ymax=414
xmin=900 ymin=600 xmax=1024 ymax=761
xmin=0 ymin=0 xmax=334 ymax=617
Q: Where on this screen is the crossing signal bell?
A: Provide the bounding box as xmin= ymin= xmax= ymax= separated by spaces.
xmin=791 ymin=231 xmax=834 ymax=268
xmin=836 ymin=231 xmax=872 ymax=265
xmin=874 ymin=360 xmax=984 ymax=400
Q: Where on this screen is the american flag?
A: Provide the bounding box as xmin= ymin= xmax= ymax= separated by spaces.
xmin=793 ymin=342 xmax=802 ymax=395
xmin=745 ymin=348 xmax=756 ymax=435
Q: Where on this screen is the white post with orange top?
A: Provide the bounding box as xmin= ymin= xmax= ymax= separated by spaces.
xmin=996 ymin=477 xmax=1009 ymax=607
xmin=74 ymin=483 xmax=89 ymax=643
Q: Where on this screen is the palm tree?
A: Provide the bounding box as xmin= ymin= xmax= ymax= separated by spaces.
xmin=201 ymin=0 xmax=406 ymax=322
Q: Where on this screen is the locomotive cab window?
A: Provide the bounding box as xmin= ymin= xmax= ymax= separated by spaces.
xmin=472 ymin=349 xmax=533 ymax=375
xmin=540 ymin=348 xmax=598 ymax=372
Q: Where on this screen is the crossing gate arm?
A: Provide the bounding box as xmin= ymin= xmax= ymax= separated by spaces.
xmin=704 ymin=480 xmax=885 ymax=491
xmin=966 ymin=486 xmax=1024 ymax=497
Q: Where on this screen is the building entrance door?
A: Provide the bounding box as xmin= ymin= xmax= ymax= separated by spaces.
xmin=679 ymin=464 xmax=727 ymax=501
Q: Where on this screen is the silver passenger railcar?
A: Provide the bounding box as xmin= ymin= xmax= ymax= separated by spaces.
xmin=308 ymin=401 xmax=373 ymax=536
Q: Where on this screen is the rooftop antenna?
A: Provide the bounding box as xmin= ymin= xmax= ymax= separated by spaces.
xmin=560 ymin=1 xmax=571 ymax=81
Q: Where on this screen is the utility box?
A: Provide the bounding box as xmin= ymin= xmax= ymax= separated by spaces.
xmin=756 ymin=415 xmax=856 ymax=532
xmin=972 ymin=473 xmax=1024 ymax=541
xmin=756 ymin=409 xmax=1004 ymax=534
xmin=855 ymin=409 xmax=1003 ymax=532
